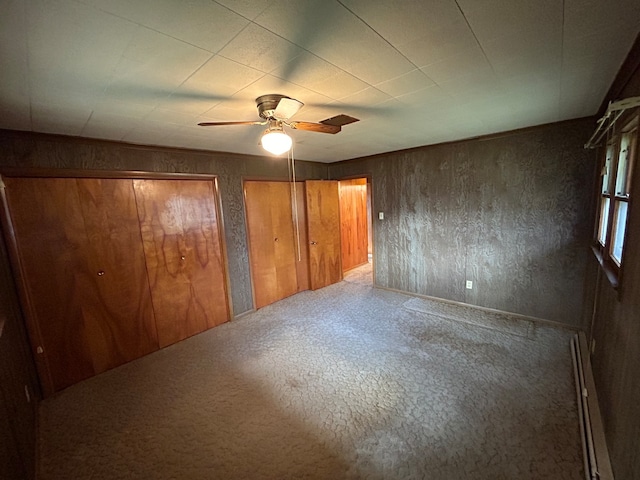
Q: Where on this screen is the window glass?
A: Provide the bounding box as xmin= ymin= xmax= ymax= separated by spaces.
xmin=615 ymin=133 xmax=631 ymax=195
xmin=611 ymin=201 xmax=628 ymax=264
xmin=598 ymin=197 xmax=610 ymax=246
xmin=624 ymin=128 xmax=636 ymax=192
xmin=602 ymin=144 xmax=614 ymax=194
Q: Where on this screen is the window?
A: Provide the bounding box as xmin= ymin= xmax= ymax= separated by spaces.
xmin=594 ymin=113 xmax=638 ymax=286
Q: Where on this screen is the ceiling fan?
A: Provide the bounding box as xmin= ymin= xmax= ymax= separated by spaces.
xmin=198 ymin=94 xmax=359 ymax=155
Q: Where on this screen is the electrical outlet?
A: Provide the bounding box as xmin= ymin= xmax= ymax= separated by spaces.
xmin=465 ymin=280 xmax=473 ymax=289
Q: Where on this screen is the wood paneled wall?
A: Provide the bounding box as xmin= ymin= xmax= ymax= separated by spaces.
xmin=329 ymin=118 xmax=596 ymax=327
xmin=0 ymin=131 xmax=328 ymax=317
xmin=584 ymin=35 xmax=640 ymax=480
xmin=339 ymin=178 xmax=369 ymax=271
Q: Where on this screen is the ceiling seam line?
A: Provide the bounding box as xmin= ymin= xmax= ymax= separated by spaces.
xmin=453 ymin=0 xmax=497 ymax=76
xmin=214 ymin=49 xmax=390 ymax=107
xmin=239 ymin=21 xmax=409 ymax=99
xmin=73 ymin=0 xmax=234 ymax=56
xmin=213 ymin=0 xmax=272 ymax=23
xmin=236 ymin=37 xmax=377 ymax=95
xmin=101 ymin=22 xmax=140 ymax=103
xmin=335 ymin=0 xmax=437 ymax=84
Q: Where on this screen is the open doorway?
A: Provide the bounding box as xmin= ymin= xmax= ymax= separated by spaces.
xmin=338 ymin=177 xmax=373 ymax=285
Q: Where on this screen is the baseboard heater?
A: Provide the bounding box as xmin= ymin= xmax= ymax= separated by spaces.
xmin=571 ymin=332 xmax=614 ymax=480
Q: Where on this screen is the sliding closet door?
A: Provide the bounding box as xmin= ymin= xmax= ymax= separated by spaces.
xmin=244 ymin=181 xmax=298 ymax=308
xmin=306 ymin=180 xmax=342 ymax=290
xmin=133 ymin=179 xmax=229 ymax=347
xmin=3 ymin=177 xmax=158 ymax=394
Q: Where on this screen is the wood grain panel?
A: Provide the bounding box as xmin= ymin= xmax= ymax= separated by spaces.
xmin=134 ymin=179 xmax=229 ymax=347
xmin=329 ymin=119 xmax=595 ymax=325
xmin=76 ymin=179 xmax=159 ymax=370
xmin=588 ymin=43 xmax=640 ymax=480
xmin=339 ymin=178 xmax=368 ymax=271
xmin=306 ymin=180 xmax=342 ymax=290
xmin=3 ymin=178 xmax=96 ymax=393
xmin=244 ymin=181 xmax=298 ymax=308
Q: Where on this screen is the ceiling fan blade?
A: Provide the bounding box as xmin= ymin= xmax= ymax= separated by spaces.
xmin=274 ymin=97 xmax=304 ymax=120
xmin=198 ymin=121 xmax=265 ymax=127
xmin=288 ymin=121 xmax=341 ymax=134
xmin=320 ymin=114 xmax=359 ymax=127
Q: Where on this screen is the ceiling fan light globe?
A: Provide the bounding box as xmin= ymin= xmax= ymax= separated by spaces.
xmin=261 ymin=130 xmax=292 ymax=155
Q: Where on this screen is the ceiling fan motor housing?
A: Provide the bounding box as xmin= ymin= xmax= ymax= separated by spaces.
xmin=256 ymin=94 xmax=289 ymax=119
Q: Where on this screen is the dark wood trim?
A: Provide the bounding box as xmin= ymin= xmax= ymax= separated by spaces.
xmin=598 ymin=31 xmax=640 ymax=116
xmin=241 ymin=180 xmax=259 ymax=311
xmin=331 ymin=172 xmax=372 ymax=182
xmin=591 ymin=244 xmax=620 ymax=290
xmin=0 ymin=167 xmax=219 ymax=181
xmin=241 ymin=175 xmax=293 ymax=183
xmin=0 ymin=176 xmax=54 ymax=395
xmin=212 ymin=176 xmax=234 ymax=319
xmin=331 ymin=173 xmax=375 ymax=285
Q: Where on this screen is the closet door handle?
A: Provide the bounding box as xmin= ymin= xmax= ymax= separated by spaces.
xmin=310 ymin=241 xmax=318 ymax=245
xmin=97 ymin=271 xmax=105 ymax=276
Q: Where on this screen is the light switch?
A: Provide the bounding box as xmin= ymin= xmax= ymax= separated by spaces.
xmin=378 ymin=212 xmax=384 ymax=220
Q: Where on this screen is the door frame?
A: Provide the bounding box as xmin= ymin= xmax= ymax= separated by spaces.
xmin=334 ymin=173 xmax=375 ymax=284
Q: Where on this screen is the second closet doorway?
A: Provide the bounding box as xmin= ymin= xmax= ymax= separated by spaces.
xmin=244 ymin=178 xmax=371 ymax=310
xmin=338 ymin=178 xmax=372 ymax=275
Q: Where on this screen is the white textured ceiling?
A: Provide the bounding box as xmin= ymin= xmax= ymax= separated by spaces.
xmin=1 ymin=0 xmax=638 ymax=162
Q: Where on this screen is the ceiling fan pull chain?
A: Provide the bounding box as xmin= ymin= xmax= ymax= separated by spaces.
xmin=290 ymin=146 xmax=302 ymax=262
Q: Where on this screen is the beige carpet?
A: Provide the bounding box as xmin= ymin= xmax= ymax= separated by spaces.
xmin=38 ymin=263 xmax=583 ymax=479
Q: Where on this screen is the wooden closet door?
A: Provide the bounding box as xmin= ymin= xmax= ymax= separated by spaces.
xmin=76 ymin=179 xmax=159 ymax=368
xmin=133 ymin=179 xmax=229 ymax=348
xmin=3 ymin=177 xmax=158 ymax=394
xmin=306 ymin=180 xmax=342 ymax=290
xmin=244 ymin=181 xmax=298 ymax=308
